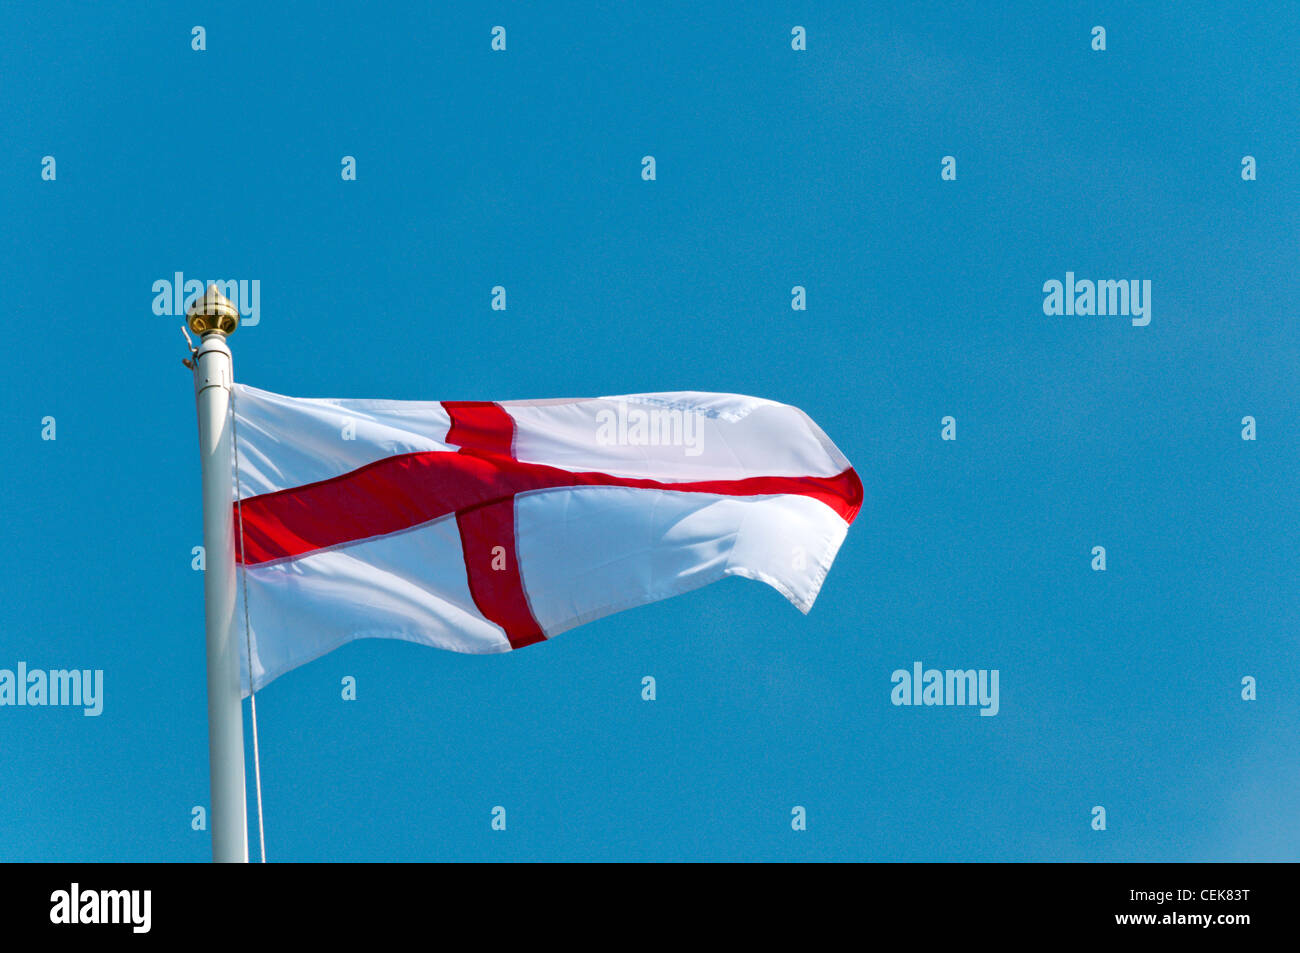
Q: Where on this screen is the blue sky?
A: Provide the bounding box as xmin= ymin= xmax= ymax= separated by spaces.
xmin=1 ymin=1 xmax=1297 ymax=861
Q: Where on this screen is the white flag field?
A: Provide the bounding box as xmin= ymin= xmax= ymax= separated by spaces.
xmin=231 ymin=384 xmax=863 ymax=694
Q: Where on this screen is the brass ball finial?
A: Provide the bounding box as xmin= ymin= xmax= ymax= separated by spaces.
xmin=187 ymin=284 xmax=239 ymax=336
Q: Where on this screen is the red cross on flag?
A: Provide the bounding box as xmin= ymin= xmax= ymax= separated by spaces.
xmin=230 ymin=384 xmax=862 ymax=694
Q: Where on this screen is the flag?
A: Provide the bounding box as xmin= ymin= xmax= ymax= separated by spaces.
xmin=231 ymin=384 xmax=862 ymax=693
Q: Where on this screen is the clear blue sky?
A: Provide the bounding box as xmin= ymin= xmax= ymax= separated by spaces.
xmin=2 ymin=1 xmax=1296 ymax=861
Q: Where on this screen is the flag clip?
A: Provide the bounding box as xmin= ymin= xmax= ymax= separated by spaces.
xmin=181 ymin=324 xmax=198 ymax=369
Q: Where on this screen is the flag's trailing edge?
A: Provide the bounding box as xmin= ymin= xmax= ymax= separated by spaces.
xmin=231 ymin=384 xmax=862 ymax=695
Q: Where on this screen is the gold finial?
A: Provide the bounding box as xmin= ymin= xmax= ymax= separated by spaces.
xmin=187 ymin=284 xmax=239 ymax=337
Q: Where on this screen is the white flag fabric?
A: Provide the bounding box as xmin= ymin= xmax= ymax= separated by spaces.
xmin=230 ymin=384 xmax=862 ymax=694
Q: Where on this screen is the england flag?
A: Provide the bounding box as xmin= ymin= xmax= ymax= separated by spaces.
xmin=230 ymin=384 xmax=862 ymax=693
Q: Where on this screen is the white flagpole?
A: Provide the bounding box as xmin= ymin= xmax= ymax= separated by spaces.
xmin=189 ymin=285 xmax=249 ymax=863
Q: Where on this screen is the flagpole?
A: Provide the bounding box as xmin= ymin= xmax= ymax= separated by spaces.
xmin=188 ymin=286 xmax=249 ymax=863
